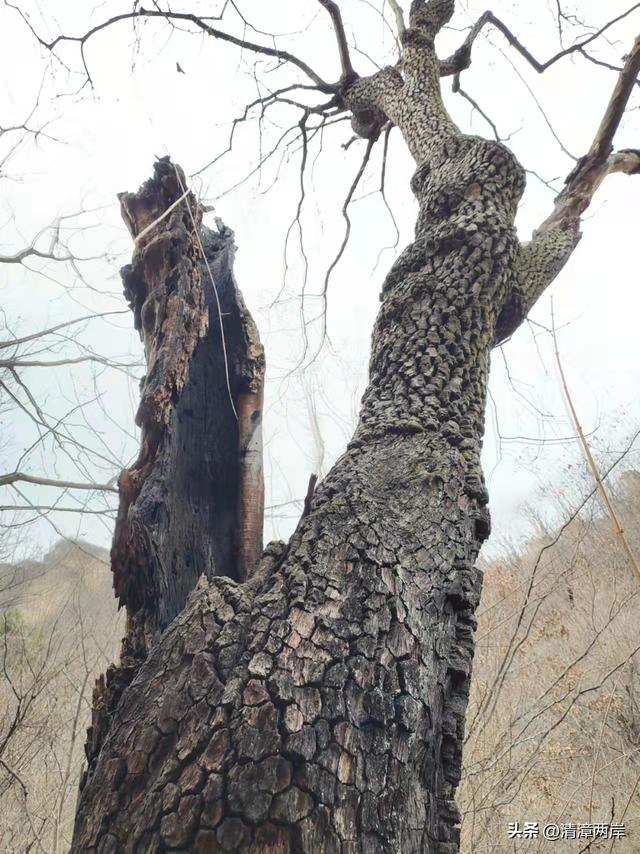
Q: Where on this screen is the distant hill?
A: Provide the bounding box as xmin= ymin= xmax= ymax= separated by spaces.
xmin=460 ymin=469 xmax=640 ymax=852
xmin=1 ymin=538 xmax=111 ymax=619
xmin=0 ymin=539 xmax=121 ymax=853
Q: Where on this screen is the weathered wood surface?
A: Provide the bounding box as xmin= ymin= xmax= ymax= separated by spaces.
xmin=81 ymin=157 xmax=265 ymax=793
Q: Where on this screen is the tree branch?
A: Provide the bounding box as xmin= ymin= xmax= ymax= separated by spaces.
xmin=0 ymin=472 xmax=118 ymax=493
xmin=0 ymin=355 xmax=138 ymax=371
xmin=317 ymin=0 xmax=356 ymax=82
xmin=0 ymin=245 xmax=95 ymax=264
xmin=317 ymin=135 xmax=376 ymax=346
xmin=0 ymin=311 xmax=128 ymax=351
xmin=7 ymin=4 xmax=334 ymax=92
xmin=542 ymin=32 xmax=640 ymax=229
xmin=0 ymin=504 xmax=116 ymax=515
xmin=494 ymin=33 xmax=640 ymax=347
xmin=440 ymin=4 xmax=640 ymax=78
xmin=551 ymin=302 xmax=640 ymax=586
xmin=386 ymin=0 xmax=406 ymax=37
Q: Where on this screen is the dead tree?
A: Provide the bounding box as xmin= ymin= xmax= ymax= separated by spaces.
xmin=17 ymin=0 xmax=638 ymax=850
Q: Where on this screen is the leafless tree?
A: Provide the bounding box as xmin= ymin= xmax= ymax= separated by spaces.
xmin=0 ymin=542 xmax=123 ymax=852
xmin=5 ymin=0 xmax=640 ymax=851
xmin=461 ymin=462 xmax=640 ymax=852
xmin=0 ymin=101 xmax=143 ymax=543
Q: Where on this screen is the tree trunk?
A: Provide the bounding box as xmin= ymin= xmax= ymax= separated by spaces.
xmin=74 ymin=157 xmax=495 ymax=851
xmin=73 ymin=4 xmax=583 ymax=852
xmin=80 ymin=158 xmax=265 ymax=793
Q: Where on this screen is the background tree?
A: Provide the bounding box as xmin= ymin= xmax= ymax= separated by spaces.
xmin=3 ymin=0 xmax=640 ymax=852
xmin=460 ymin=468 xmax=640 ymax=853
xmin=0 ymin=104 xmax=139 ymax=541
xmin=0 ymin=58 xmax=137 ymax=854
xmin=1 ymin=537 xmax=122 ymax=852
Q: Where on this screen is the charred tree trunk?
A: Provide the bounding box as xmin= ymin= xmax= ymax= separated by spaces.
xmin=82 ymin=157 xmax=265 ymax=788
xmin=72 ymin=3 xmax=616 ymax=852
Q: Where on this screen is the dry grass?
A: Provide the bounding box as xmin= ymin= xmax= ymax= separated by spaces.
xmin=461 ymin=471 xmax=640 ymax=853
xmin=0 ymin=541 xmax=122 ymax=853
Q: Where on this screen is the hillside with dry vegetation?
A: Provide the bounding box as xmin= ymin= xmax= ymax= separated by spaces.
xmin=1 ymin=475 xmax=639 ymax=852
xmin=0 ymin=541 xmax=122 ymax=853
xmin=461 ymin=471 xmax=640 ymax=852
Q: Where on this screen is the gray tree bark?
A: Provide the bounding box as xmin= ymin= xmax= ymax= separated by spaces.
xmin=71 ymin=2 xmax=635 ymax=852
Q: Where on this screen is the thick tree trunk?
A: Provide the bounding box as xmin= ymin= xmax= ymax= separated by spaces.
xmin=72 ymin=3 xmax=586 ymax=852
xmin=74 ymin=147 xmax=502 ymax=850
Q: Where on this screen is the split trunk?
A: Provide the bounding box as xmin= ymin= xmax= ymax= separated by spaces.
xmin=72 ymin=4 xmax=584 ymax=851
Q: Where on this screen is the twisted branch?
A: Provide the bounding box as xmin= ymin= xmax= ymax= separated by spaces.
xmin=440 ymin=4 xmax=640 ymax=78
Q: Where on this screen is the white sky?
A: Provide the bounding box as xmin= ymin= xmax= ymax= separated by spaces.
xmin=1 ymin=0 xmax=639 ymax=560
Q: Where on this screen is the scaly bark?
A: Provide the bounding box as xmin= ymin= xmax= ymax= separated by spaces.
xmin=73 ymin=4 xmax=638 ymax=852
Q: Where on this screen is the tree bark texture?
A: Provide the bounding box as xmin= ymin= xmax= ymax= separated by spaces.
xmin=73 ymin=3 xmax=589 ymax=852
xmin=82 ymin=158 xmax=265 ymax=792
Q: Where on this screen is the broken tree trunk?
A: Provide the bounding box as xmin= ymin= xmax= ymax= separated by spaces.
xmin=81 ymin=157 xmax=265 ymax=788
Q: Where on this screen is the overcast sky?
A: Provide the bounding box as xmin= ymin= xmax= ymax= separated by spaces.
xmin=1 ymin=0 xmax=639 ymax=560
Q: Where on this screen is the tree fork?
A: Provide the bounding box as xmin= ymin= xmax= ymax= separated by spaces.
xmin=71 ymin=4 xmax=640 ymax=853
xmin=74 ymin=64 xmax=501 ymax=854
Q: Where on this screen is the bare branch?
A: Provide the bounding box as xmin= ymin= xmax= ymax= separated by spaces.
xmin=0 ymin=355 xmax=139 ymax=371
xmin=279 ymin=111 xmax=311 ymax=314
xmin=0 ymin=243 xmax=99 ymax=265
xmin=190 ymin=83 xmax=327 ymax=177
xmin=317 ymin=136 xmax=376 ymax=344
xmin=551 ymin=301 xmax=640 ymax=586
xmin=541 ymin=33 xmax=640 ymax=230
xmin=440 ymin=4 xmax=640 ymax=78
xmin=386 ymin=0 xmax=406 ymax=37
xmin=494 ymin=33 xmax=640 ymax=346
xmin=0 ymin=472 xmax=118 ymax=493
xmin=0 ymin=311 xmax=129 ymax=351
xmin=7 ymin=4 xmax=335 ymax=92
xmin=317 ymin=0 xmax=356 ymax=82
xmin=0 ymin=504 xmax=116 ymax=516
xmin=356 ymin=0 xmax=402 ymax=55
xmin=454 ymin=84 xmax=501 ymax=140
xmin=373 ymin=123 xmax=401 ymax=272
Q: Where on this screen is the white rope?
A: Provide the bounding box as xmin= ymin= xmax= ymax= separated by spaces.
xmin=132 ymin=187 xmax=191 ymax=246
xmin=171 ymin=165 xmax=238 ymax=421
xmin=124 ymin=80 xmax=237 ymax=420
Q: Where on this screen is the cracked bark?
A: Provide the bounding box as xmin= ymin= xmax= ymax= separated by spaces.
xmin=72 ymin=4 xmax=637 ymax=853
xmin=82 ymin=157 xmax=265 ymax=791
